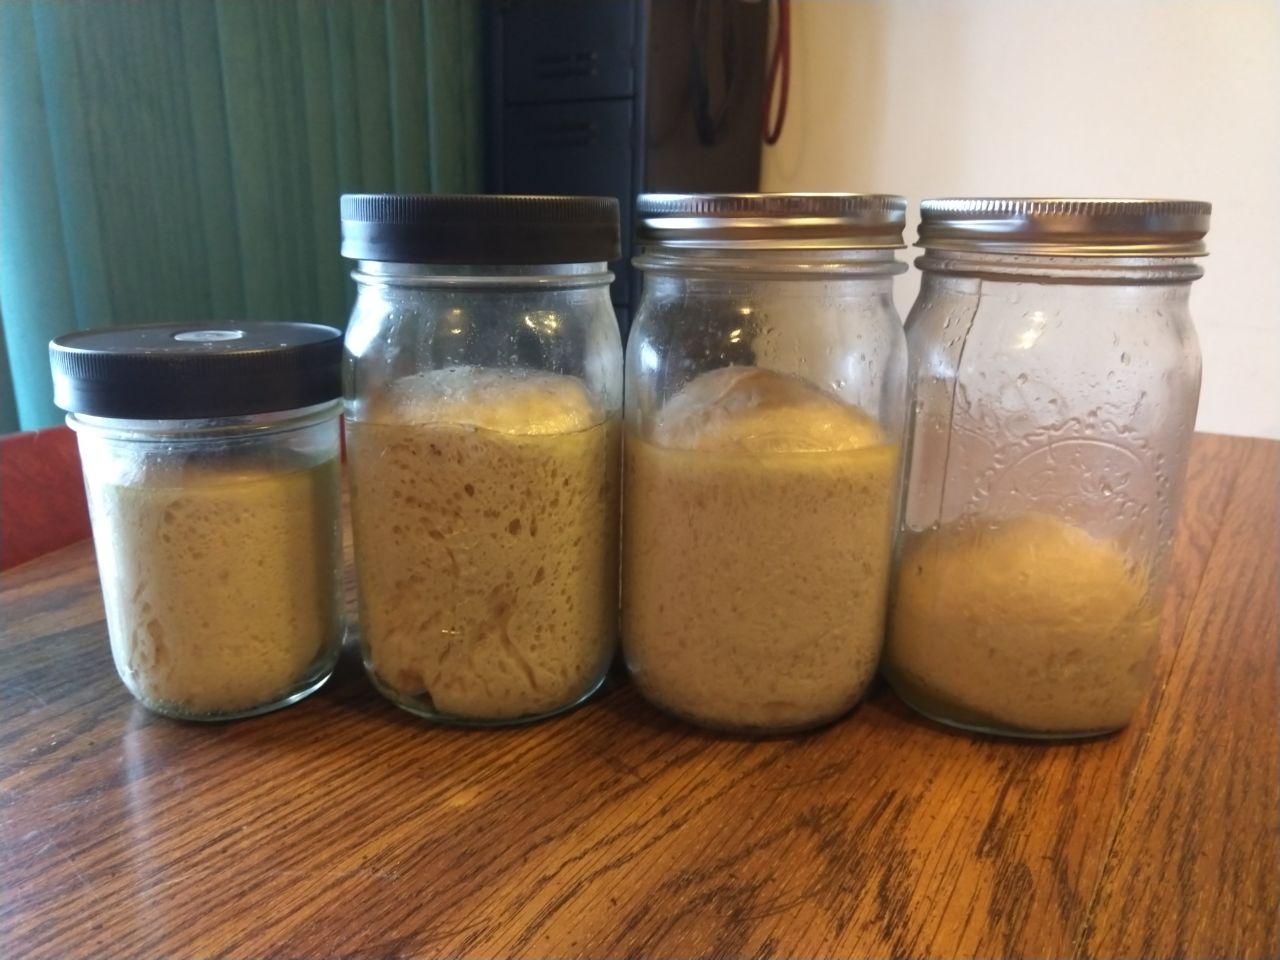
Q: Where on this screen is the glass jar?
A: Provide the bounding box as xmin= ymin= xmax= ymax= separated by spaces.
xmin=623 ymin=193 xmax=909 ymax=734
xmin=886 ymin=198 xmax=1210 ymax=739
xmin=340 ymin=194 xmax=623 ymax=725
xmin=49 ymin=322 xmax=346 ymax=720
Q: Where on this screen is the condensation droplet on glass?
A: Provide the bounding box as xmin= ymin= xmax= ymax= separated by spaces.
xmin=1016 ymin=373 xmax=1028 ymax=386
xmin=1120 ymin=351 xmax=1131 ymax=365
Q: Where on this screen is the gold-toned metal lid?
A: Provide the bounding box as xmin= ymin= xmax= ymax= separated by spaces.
xmin=636 ymin=193 xmax=907 ymax=249
xmin=917 ymin=198 xmax=1211 ymax=257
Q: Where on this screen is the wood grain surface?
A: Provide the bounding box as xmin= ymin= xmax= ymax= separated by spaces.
xmin=1 ymin=433 xmax=1276 ymax=960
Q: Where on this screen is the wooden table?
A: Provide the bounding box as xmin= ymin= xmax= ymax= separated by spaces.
xmin=2 ymin=433 xmax=1276 ymax=959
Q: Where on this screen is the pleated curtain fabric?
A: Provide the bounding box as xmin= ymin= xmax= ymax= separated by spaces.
xmin=0 ymin=0 xmax=483 ymax=431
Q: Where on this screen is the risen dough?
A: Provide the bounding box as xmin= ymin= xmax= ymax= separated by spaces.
xmin=886 ymin=512 xmax=1160 ymax=734
xmin=90 ymin=460 xmax=343 ymax=716
xmin=347 ymin=368 xmax=619 ymax=721
xmin=623 ymin=367 xmax=899 ymax=733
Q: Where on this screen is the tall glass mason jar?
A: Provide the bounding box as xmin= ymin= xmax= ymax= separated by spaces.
xmin=623 ymin=193 xmax=909 ymax=734
xmin=49 ymin=323 xmax=346 ymax=720
xmin=886 ymin=198 xmax=1210 ymax=739
xmin=340 ymin=194 xmax=623 ymax=725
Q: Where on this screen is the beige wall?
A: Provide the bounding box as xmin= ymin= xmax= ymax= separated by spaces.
xmin=762 ymin=0 xmax=1280 ymax=439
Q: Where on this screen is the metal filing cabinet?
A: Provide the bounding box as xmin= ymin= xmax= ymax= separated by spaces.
xmin=486 ymin=0 xmax=768 ymax=336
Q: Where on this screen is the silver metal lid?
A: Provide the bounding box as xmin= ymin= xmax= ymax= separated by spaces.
xmin=917 ymin=198 xmax=1211 ymax=257
xmin=636 ymin=193 xmax=907 ymax=249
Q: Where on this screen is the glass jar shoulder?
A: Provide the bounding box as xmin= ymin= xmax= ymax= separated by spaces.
xmin=70 ymin=406 xmax=343 ymax=488
xmin=345 ymin=265 xmax=622 ymax=422
xmin=626 ymin=273 xmax=907 ymax=441
xmin=904 ymin=273 xmax=1201 ymax=437
xmin=899 ymin=271 xmax=1202 ymax=562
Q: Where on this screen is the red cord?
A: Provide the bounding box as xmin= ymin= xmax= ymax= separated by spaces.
xmin=762 ymin=0 xmax=790 ymax=145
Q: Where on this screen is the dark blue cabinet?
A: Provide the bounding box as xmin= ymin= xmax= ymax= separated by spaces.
xmin=501 ymin=1 xmax=637 ymax=103
xmin=502 ymin=100 xmax=636 ymax=304
xmin=487 ymin=1 xmax=767 ymax=330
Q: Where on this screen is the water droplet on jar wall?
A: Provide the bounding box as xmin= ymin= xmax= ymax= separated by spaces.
xmin=1016 ymin=373 xmax=1028 ymax=386
xmin=1120 ymin=352 xmax=1131 ymax=365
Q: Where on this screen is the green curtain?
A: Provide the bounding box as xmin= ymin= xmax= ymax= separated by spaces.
xmin=0 ymin=0 xmax=482 ymax=431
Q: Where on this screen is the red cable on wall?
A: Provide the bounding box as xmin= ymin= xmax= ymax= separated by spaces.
xmin=762 ymin=0 xmax=791 ymax=145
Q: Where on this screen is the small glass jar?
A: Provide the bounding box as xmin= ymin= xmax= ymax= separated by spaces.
xmin=49 ymin=323 xmax=346 ymax=720
xmin=340 ymin=194 xmax=623 ymax=725
xmin=623 ymin=193 xmax=909 ymax=734
xmin=886 ymin=198 xmax=1210 ymax=739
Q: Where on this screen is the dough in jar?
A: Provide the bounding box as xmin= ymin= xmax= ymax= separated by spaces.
xmin=886 ymin=512 xmax=1160 ymax=734
xmin=347 ymin=368 xmax=619 ymax=721
xmin=623 ymin=366 xmax=899 ymax=732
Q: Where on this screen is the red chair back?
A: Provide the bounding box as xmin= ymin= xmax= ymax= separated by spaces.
xmin=0 ymin=426 xmax=91 ymax=570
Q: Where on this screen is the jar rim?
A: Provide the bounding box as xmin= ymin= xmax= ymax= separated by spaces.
xmin=351 ymin=260 xmax=615 ymax=290
xmin=914 ymin=248 xmax=1205 ymax=283
xmin=917 ymin=197 xmax=1211 ymax=257
xmin=636 ymin=193 xmax=907 ymax=251
xmin=634 ymin=245 xmax=907 ymax=279
xmin=66 ymin=399 xmax=343 ymax=442
xmin=340 ymin=194 xmax=621 ymax=264
xmin=49 ymin=322 xmax=343 ymax=420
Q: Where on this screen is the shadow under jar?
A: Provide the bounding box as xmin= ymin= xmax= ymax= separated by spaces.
xmin=623 ymin=193 xmax=910 ymax=735
xmin=49 ymin=323 xmax=346 ymax=721
xmin=886 ymin=198 xmax=1210 ymax=739
xmin=340 ymin=194 xmax=623 ymax=725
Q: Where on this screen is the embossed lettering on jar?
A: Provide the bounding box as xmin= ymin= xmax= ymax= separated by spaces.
xmin=886 ymin=198 xmax=1210 ymax=738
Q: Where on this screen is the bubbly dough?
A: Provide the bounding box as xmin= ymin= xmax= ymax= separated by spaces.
xmin=623 ymin=366 xmax=899 ymax=733
xmin=347 ymin=367 xmax=619 ymax=721
xmin=651 ymin=365 xmax=886 ymax=453
xmin=370 ymin=366 xmax=603 ymax=436
xmin=90 ymin=461 xmax=343 ymax=716
xmin=885 ymin=513 xmax=1160 ymax=734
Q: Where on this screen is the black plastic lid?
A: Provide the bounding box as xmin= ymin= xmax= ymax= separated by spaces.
xmin=49 ymin=322 xmax=343 ymax=420
xmin=340 ymin=194 xmax=621 ymax=264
